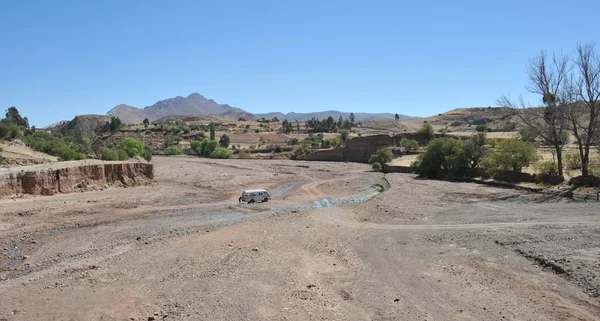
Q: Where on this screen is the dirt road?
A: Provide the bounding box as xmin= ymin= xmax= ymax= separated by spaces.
xmin=0 ymin=156 xmax=599 ymax=320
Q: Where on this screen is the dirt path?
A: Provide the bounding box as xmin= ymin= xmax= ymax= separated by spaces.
xmin=0 ymin=156 xmax=599 ymax=320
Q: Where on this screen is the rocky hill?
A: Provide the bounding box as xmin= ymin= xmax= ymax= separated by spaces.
xmin=107 ymin=93 xmax=250 ymax=124
xmin=51 ymin=115 xmax=110 ymax=141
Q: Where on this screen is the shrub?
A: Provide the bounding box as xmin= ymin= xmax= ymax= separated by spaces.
xmin=399 ymin=138 xmax=419 ymax=152
xmin=164 ymin=146 xmax=181 ymax=155
xmin=291 ymin=145 xmax=308 ymax=159
xmin=372 ymin=162 xmax=382 ymax=172
xmin=201 ymin=139 xmax=218 ymax=156
xmin=339 ymin=129 xmax=350 ymax=142
xmin=0 ymin=120 xmax=22 ymax=140
xmin=191 ymin=140 xmax=202 ymax=154
xmin=534 ymin=159 xmax=558 ymax=176
xmin=367 ymin=148 xmax=394 ymax=165
xmin=475 ymin=125 xmax=491 ymax=132
xmin=564 ymin=152 xmax=581 ymax=174
xmin=165 ymin=135 xmax=178 ymax=147
xmin=101 ymin=149 xmax=119 ymax=161
xmin=121 ymin=137 xmax=152 ymax=161
xmin=287 ymin=138 xmax=300 ymax=145
xmin=518 ymin=127 xmax=539 ymax=142
xmin=210 ymin=147 xmax=232 ymax=159
xmin=418 ymin=123 xmax=435 ymax=142
xmin=412 ymin=138 xmax=469 ymax=179
xmin=254 ymin=129 xmax=260 ymax=133
xmin=481 ymin=138 xmax=537 ymax=175
xmin=219 ymin=134 xmax=230 ymax=148
xmin=274 ymin=145 xmax=283 ymax=153
xmin=330 ymin=136 xmax=342 ymax=147
xmin=21 ymin=131 xmax=84 ymax=161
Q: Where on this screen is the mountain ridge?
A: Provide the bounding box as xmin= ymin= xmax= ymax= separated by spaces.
xmin=107 ymin=92 xmax=417 ymax=124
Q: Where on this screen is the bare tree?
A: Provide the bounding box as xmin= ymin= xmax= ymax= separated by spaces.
xmin=498 ymin=51 xmax=570 ymax=177
xmin=563 ymin=43 xmax=600 ymax=176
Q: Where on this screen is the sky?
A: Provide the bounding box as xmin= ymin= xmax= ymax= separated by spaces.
xmin=1 ymin=0 xmax=599 ymax=127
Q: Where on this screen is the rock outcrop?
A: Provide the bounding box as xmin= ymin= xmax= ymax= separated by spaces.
xmin=0 ymin=161 xmax=154 ymax=197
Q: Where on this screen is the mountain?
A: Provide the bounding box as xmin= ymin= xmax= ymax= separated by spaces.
xmin=108 ymin=92 xmax=417 ymax=124
xmin=254 ymin=111 xmax=416 ymax=122
xmin=107 ymin=93 xmax=250 ymax=124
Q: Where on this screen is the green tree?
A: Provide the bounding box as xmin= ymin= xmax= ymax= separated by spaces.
xmin=399 ymin=138 xmax=419 ymax=152
xmin=349 ymin=113 xmax=355 ymax=124
xmin=143 ymin=118 xmax=150 ymax=129
xmin=121 ymin=137 xmax=152 ymax=161
xmin=464 ymin=132 xmax=488 ymax=169
xmin=395 ymin=113 xmax=400 ymax=121
xmin=209 ymin=121 xmax=216 ymax=140
xmin=199 ymin=138 xmax=218 ymax=156
xmin=418 ymin=123 xmax=435 ymax=142
xmin=481 ymin=138 xmax=538 ymax=174
xmin=5 ymin=107 xmax=29 ymax=128
xmin=412 ymin=138 xmax=469 ymax=179
xmin=219 ymin=134 xmax=230 ymax=148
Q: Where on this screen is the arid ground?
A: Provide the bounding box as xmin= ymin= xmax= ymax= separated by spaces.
xmin=1 ymin=156 xmax=599 ymax=321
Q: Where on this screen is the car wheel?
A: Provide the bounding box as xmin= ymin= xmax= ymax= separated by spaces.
xmin=249 ymin=199 xmax=255 ymax=204
xmin=263 ymin=198 xmax=269 ymax=203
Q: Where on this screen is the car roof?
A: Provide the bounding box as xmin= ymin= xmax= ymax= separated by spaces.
xmin=243 ymin=189 xmax=268 ymax=193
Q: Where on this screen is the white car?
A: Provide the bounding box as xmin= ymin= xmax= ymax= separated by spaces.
xmin=240 ymin=189 xmax=271 ymax=204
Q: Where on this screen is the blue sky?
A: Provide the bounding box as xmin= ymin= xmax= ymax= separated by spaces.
xmin=1 ymin=0 xmax=599 ymax=127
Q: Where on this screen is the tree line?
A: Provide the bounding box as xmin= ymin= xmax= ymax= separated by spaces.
xmin=499 ymin=42 xmax=600 ymax=178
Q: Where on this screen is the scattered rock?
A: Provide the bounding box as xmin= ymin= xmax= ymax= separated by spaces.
xmin=148 ymin=317 xmax=156 ymax=321
xmin=251 ymin=248 xmax=259 ymax=252
xmin=306 ymin=284 xmax=317 ymax=289
xmin=394 ymin=298 xmax=400 ymax=302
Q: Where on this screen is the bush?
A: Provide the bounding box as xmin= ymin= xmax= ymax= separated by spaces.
xmin=121 ymin=137 xmax=152 ymax=161
xmin=368 ymin=148 xmax=394 ymax=165
xmin=564 ymin=152 xmax=581 ymax=174
xmin=0 ymin=120 xmax=22 ymax=140
xmin=219 ymin=134 xmax=230 ymax=148
xmin=254 ymin=129 xmax=260 ymax=133
xmin=191 ymin=140 xmax=202 ymax=154
xmin=475 ymin=125 xmax=491 ymax=132
xmin=274 ymin=145 xmax=283 ymax=153
xmin=339 ymin=129 xmax=350 ymax=142
xmin=534 ymin=159 xmax=558 ymax=176
xmin=519 ymin=127 xmax=538 ymax=142
xmin=210 ymin=147 xmax=232 ymax=159
xmin=21 ymin=131 xmax=84 ymax=161
xmin=372 ymin=162 xmax=382 ymax=172
xmin=412 ymin=138 xmax=469 ymax=179
xmin=101 ymin=149 xmax=120 ymax=161
xmin=165 ymin=135 xmax=178 ymax=147
xmin=291 ymin=145 xmax=308 ymax=159
xmin=418 ymin=123 xmax=435 ymax=142
xmin=287 ymin=138 xmax=300 ymax=145
xmin=399 ymin=138 xmax=419 ymax=152
xmin=164 ymin=146 xmax=181 ymax=155
xmin=481 ymin=138 xmax=537 ymax=175
xmin=330 ymin=136 xmax=342 ymax=147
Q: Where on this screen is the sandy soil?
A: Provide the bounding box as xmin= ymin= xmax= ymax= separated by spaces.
xmin=0 ymin=156 xmax=599 ymax=320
